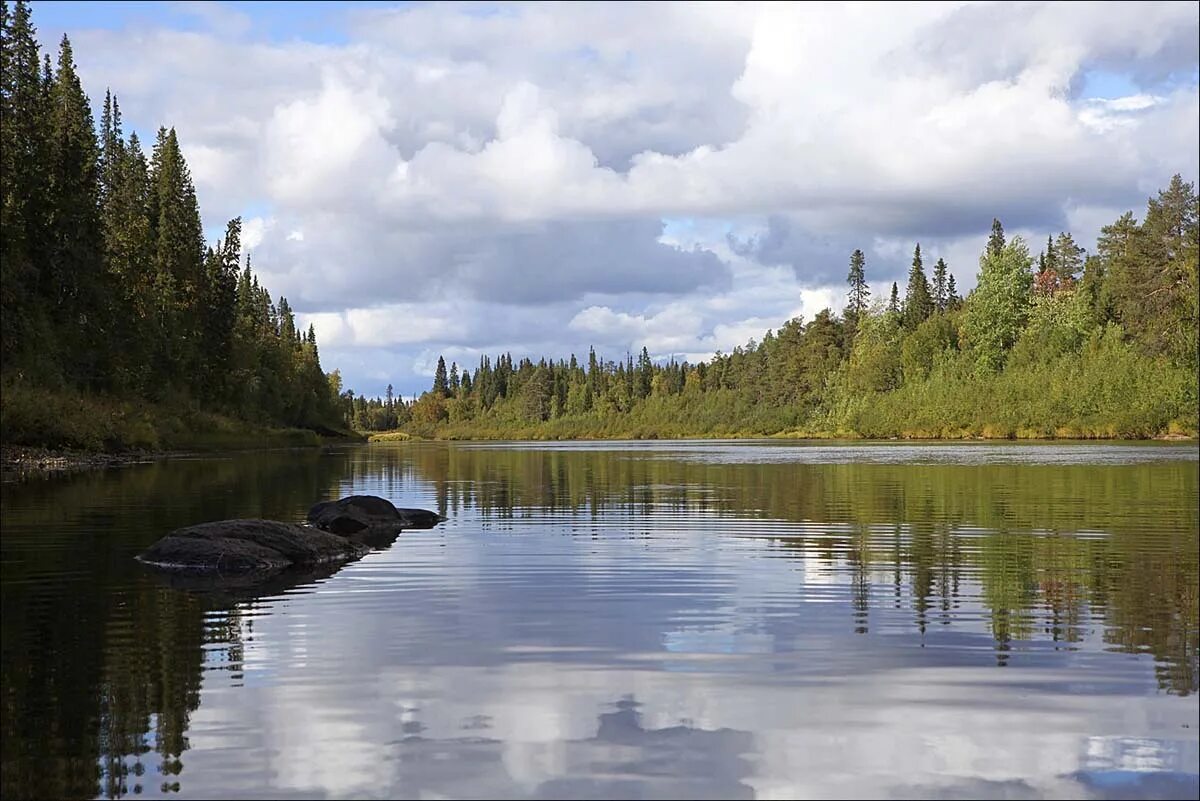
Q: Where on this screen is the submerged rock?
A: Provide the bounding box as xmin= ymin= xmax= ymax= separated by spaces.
xmin=137 ymin=519 xmax=369 ymax=574
xmin=136 ymin=495 xmax=441 ymax=583
xmin=307 ymin=495 xmax=444 ymax=533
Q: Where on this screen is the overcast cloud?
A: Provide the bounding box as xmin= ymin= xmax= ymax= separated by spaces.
xmin=37 ymin=1 xmax=1200 ymax=396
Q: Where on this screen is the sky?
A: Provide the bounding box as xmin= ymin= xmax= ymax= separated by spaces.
xmin=32 ymin=1 xmax=1200 ymax=398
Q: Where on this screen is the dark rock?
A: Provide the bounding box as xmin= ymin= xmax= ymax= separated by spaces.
xmin=307 ymin=495 xmax=444 ymax=534
xmin=136 ymin=519 xmax=369 ymax=574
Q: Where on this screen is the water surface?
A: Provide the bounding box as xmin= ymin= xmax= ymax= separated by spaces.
xmin=2 ymin=440 xmax=1197 ymax=799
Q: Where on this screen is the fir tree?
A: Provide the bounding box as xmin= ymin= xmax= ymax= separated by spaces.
xmin=888 ymin=282 xmax=900 ymax=314
xmin=902 ymin=243 xmax=934 ymax=329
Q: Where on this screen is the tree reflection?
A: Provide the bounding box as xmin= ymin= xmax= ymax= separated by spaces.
xmin=393 ymin=443 xmax=1198 ymax=693
xmin=2 ymin=449 xmax=353 ymax=799
xmin=1 ymin=443 xmax=1196 ymax=800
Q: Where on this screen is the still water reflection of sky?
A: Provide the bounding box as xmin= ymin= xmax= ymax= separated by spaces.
xmin=2 ymin=441 xmax=1196 ymax=799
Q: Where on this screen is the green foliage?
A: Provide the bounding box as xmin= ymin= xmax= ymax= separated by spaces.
xmin=845 ymin=248 xmax=869 ymax=327
xmin=0 ymin=3 xmax=345 ymax=450
xmin=362 ymin=179 xmax=1196 ymax=443
xmin=961 ymin=236 xmax=1034 ymax=374
xmin=902 ymin=243 xmax=934 ymax=329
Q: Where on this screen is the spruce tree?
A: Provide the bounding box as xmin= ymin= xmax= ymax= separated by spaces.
xmin=433 ymin=355 xmax=449 ymax=396
xmin=845 ymin=248 xmax=869 ymax=323
xmin=201 ymin=217 xmax=241 ymax=402
xmin=0 ymin=0 xmax=51 ymax=361
xmin=48 ymin=34 xmax=107 ymax=385
xmin=932 ymin=257 xmax=949 ymax=310
xmin=149 ymin=127 xmax=205 ymax=388
xmin=987 ymin=218 xmax=1005 ymax=257
xmin=902 ymin=243 xmax=934 ymax=329
xmin=888 ymin=282 xmax=900 ymax=314
xmin=637 ymin=346 xmax=652 ymax=399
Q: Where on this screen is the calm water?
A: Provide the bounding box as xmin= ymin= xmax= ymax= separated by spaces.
xmin=2 ymin=440 xmax=1198 ymax=800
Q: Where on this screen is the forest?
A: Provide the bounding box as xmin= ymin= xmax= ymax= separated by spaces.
xmin=2 ymin=0 xmax=1196 ymax=450
xmin=354 ymin=181 xmax=1198 ymax=440
xmin=0 ymin=1 xmax=345 ymax=451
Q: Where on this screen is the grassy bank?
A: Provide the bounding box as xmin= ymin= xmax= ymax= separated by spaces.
xmin=1 ymin=377 xmax=362 ymax=454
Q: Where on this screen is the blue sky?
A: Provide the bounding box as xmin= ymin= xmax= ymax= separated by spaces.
xmin=33 ymin=1 xmax=1200 ymax=397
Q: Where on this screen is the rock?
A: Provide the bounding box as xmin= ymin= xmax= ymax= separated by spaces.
xmin=136 ymin=519 xmax=369 ymax=574
xmin=307 ymin=495 xmax=444 ymax=534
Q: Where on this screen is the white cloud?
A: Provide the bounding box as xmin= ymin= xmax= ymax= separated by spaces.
xmin=50 ymin=1 xmax=1199 ymax=395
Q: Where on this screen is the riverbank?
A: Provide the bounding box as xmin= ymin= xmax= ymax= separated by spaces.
xmin=0 ymin=445 xmax=173 ymax=476
xmin=362 ymin=426 xmax=1196 ymax=443
xmin=1 ymin=379 xmax=363 ymax=477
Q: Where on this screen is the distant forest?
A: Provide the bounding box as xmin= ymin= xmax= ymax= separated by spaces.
xmin=1 ymin=1 xmax=343 ymax=449
xmin=1 ymin=0 xmax=1196 ymax=449
xmin=355 ymin=180 xmax=1198 ymax=440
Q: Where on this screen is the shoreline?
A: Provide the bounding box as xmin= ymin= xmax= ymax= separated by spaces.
xmin=5 ymin=432 xmax=1194 ymax=478
xmin=0 ymin=445 xmax=180 ymax=478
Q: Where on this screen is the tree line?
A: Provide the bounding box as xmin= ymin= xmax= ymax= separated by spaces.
xmin=369 ymin=177 xmax=1196 ymax=439
xmin=0 ymin=0 xmax=342 ymax=442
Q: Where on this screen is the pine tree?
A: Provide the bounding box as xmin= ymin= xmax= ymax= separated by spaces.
xmin=932 ymin=258 xmax=949 ymax=310
xmin=902 ymin=243 xmax=934 ymax=329
xmin=845 ymin=249 xmax=869 ymax=323
xmin=888 ymin=282 xmax=900 ymax=314
xmin=449 ymin=361 xmax=460 ymax=393
xmin=946 ymin=274 xmax=960 ymax=308
xmin=1053 ymin=231 xmax=1083 ymax=284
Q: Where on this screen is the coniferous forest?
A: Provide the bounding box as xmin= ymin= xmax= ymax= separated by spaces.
xmin=1 ymin=1 xmax=344 ymax=451
xmin=1 ymin=0 xmax=1196 ymax=450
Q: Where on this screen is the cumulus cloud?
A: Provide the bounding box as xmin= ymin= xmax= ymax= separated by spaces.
xmin=46 ymin=1 xmax=1200 ymax=394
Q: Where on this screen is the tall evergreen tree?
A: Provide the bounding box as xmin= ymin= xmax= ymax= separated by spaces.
xmin=433 ymin=355 xmax=449 ymax=397
xmin=845 ymin=248 xmax=869 ymax=323
xmin=47 ymin=34 xmax=107 ymax=385
xmin=932 ymin=257 xmax=949 ymax=310
xmin=902 ymin=243 xmax=934 ymax=329
xmin=987 ymin=218 xmax=1006 ymax=257
xmin=636 ymin=346 xmax=652 ymax=400
xmin=1053 ymin=231 xmax=1083 ymax=283
xmin=201 ymin=217 xmax=241 ymax=402
xmin=0 ymin=0 xmax=51 ymax=362
xmin=149 ymin=127 xmax=205 ymax=387
xmin=888 ymin=282 xmax=900 ymax=314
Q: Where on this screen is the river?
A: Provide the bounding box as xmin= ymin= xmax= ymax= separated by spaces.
xmin=2 ymin=440 xmax=1197 ymax=799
